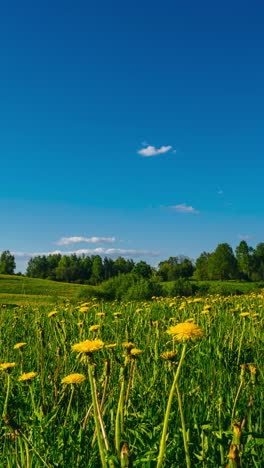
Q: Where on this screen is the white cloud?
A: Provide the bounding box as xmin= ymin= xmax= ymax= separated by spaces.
xmin=238 ymin=234 xmax=254 ymax=241
xmin=171 ymin=203 xmax=199 ymax=214
xmin=138 ymin=145 xmax=173 ymax=157
xmin=12 ymin=248 xmax=160 ymax=259
xmin=56 ymin=236 xmax=116 ymax=246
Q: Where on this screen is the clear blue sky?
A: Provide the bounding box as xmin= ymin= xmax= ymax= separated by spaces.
xmin=1 ymin=0 xmax=264 ymax=272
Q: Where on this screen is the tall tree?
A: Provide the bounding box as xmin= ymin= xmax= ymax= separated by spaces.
xmin=90 ymin=255 xmax=104 ymax=285
xmin=0 ymin=250 xmax=16 ymax=274
xmin=207 ymin=243 xmax=238 ymax=280
xmin=193 ymin=252 xmax=211 ymax=280
xmin=251 ymin=243 xmax=264 ymax=280
xmin=132 ymin=261 xmax=153 ymax=279
xmin=235 ymin=241 xmax=252 ymax=279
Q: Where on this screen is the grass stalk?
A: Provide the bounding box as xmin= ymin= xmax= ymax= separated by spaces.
xmin=175 ymin=381 xmax=191 ymax=468
xmin=157 ymin=343 xmax=187 ymax=468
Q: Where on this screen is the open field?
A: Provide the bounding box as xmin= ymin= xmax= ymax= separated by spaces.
xmin=0 ymin=275 xmax=94 ymax=306
xmin=0 ymin=294 xmax=263 ymax=466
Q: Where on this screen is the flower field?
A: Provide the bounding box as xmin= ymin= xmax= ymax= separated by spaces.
xmin=0 ymin=294 xmax=263 ymax=467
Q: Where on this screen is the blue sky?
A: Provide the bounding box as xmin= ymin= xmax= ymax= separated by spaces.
xmin=1 ymin=0 xmax=264 ymax=272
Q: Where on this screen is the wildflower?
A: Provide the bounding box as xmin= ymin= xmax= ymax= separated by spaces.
xmin=79 ymin=306 xmax=89 ymax=313
xmin=61 ymin=373 xmax=85 ymax=385
xmin=0 ymin=362 xmax=16 ymax=372
xmin=252 ymin=313 xmax=260 ymax=318
xmin=160 ymin=351 xmax=178 ymax=361
xmin=113 ymin=312 xmax=122 ymax=317
xmin=248 ymin=364 xmax=257 ymax=375
xmin=130 ymin=348 xmax=143 ymax=356
xmin=89 ymin=324 xmax=100 ymax=332
xmin=167 ymin=322 xmax=204 ymax=342
xmin=239 ymin=312 xmax=250 ymax=317
xmin=72 ymin=339 xmax=104 ymax=354
xmin=77 ymin=321 xmax=84 ymax=327
xmin=14 ymin=342 xmax=27 ymax=350
xmin=96 ymin=312 xmax=105 ymax=317
xmin=18 ymin=372 xmax=38 ymax=382
xmin=135 ymin=308 xmax=142 ymax=313
xmin=105 ymin=343 xmax=117 ymax=349
xmin=122 ymin=342 xmax=135 ymax=350
xmin=48 ymin=311 xmax=57 ymax=318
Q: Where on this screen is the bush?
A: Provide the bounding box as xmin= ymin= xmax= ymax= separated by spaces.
xmin=100 ymin=274 xmax=164 ymax=301
xmin=124 ymin=279 xmax=164 ymax=301
xmin=169 ymin=278 xmax=197 ymax=297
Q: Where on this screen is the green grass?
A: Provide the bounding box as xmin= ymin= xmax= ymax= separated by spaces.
xmin=0 ymin=295 xmax=263 ymax=467
xmin=0 ymin=274 xmax=96 ymax=305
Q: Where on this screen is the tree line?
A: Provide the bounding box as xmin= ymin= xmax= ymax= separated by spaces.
xmin=1 ymin=240 xmax=264 ymax=283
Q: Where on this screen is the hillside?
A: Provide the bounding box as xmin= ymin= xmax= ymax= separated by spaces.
xmin=0 ymin=274 xmax=94 ymax=305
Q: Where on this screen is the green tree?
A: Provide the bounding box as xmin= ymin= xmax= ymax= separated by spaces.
xmin=114 ymin=257 xmax=135 ymax=275
xmin=90 ymin=255 xmax=104 ymax=285
xmin=193 ymin=252 xmax=211 ymax=280
xmin=251 ymin=243 xmax=264 ymax=280
xmin=132 ymin=261 xmax=153 ymax=279
xmin=158 ymin=256 xmax=194 ymax=281
xmin=235 ymin=241 xmax=253 ymax=279
xmin=207 ymin=243 xmax=238 ymax=280
xmin=0 ymin=250 xmax=16 ymax=274
xmin=26 ymin=256 xmax=49 ymax=278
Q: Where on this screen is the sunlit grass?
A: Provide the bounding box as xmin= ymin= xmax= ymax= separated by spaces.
xmin=0 ymin=294 xmax=263 ymax=466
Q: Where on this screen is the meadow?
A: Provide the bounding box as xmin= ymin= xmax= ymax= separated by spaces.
xmin=0 ymin=293 xmax=263 ymax=467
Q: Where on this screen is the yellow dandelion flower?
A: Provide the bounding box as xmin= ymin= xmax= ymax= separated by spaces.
xmin=79 ymin=306 xmax=89 ymax=313
xmin=130 ymin=348 xmax=143 ymax=356
xmin=61 ymin=373 xmax=85 ymax=384
xmin=201 ymin=310 xmax=209 ymax=315
xmin=240 ymin=312 xmax=250 ymax=317
xmin=252 ymin=313 xmax=259 ymax=318
xmin=0 ymin=362 xmax=16 ymax=371
xmin=89 ymin=324 xmax=100 ymax=332
xmin=248 ymin=364 xmax=257 ymax=375
xmin=18 ymin=372 xmax=38 ymax=382
xmin=135 ymin=308 xmax=142 ymax=313
xmin=152 ymin=320 xmax=159 ymax=327
xmin=105 ymin=343 xmax=117 ymax=348
xmin=113 ymin=312 xmax=122 ymax=317
xmin=96 ymin=312 xmax=105 ymax=317
xmin=14 ymin=342 xmax=27 ymax=350
xmin=77 ymin=321 xmax=84 ymax=327
xmin=122 ymin=342 xmax=135 ymax=350
xmin=72 ymin=339 xmax=104 ymax=354
xmin=167 ymin=322 xmax=204 ymax=342
xmin=160 ymin=351 xmax=178 ymax=361
xmin=48 ymin=311 xmax=57 ymax=318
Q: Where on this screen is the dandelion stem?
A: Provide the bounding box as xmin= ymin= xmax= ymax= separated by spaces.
xmin=63 ymin=385 xmax=75 ymax=427
xmin=157 ymin=343 xmax=187 ymax=468
xmin=115 ymin=366 xmax=126 ymax=454
xmin=3 ymin=373 xmax=11 ymax=417
xmin=175 ymin=382 xmax=191 ymax=468
xmin=87 ymin=363 xmax=107 ymax=468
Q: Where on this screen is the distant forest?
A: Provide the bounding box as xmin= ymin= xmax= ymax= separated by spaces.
xmin=1 ymin=241 xmax=264 ymax=285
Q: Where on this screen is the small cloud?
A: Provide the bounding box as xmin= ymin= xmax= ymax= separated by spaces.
xmin=238 ymin=234 xmax=254 ymax=241
xmin=138 ymin=145 xmax=173 ymax=157
xmin=170 ymin=203 xmax=200 ymax=214
xmin=56 ymin=236 xmax=116 ymax=246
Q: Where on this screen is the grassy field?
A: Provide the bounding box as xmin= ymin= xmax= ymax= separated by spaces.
xmin=0 ymin=294 xmax=263 ymax=467
xmin=0 ymin=274 xmax=94 ymax=305
xmin=1 ymin=274 xmax=263 ymax=307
